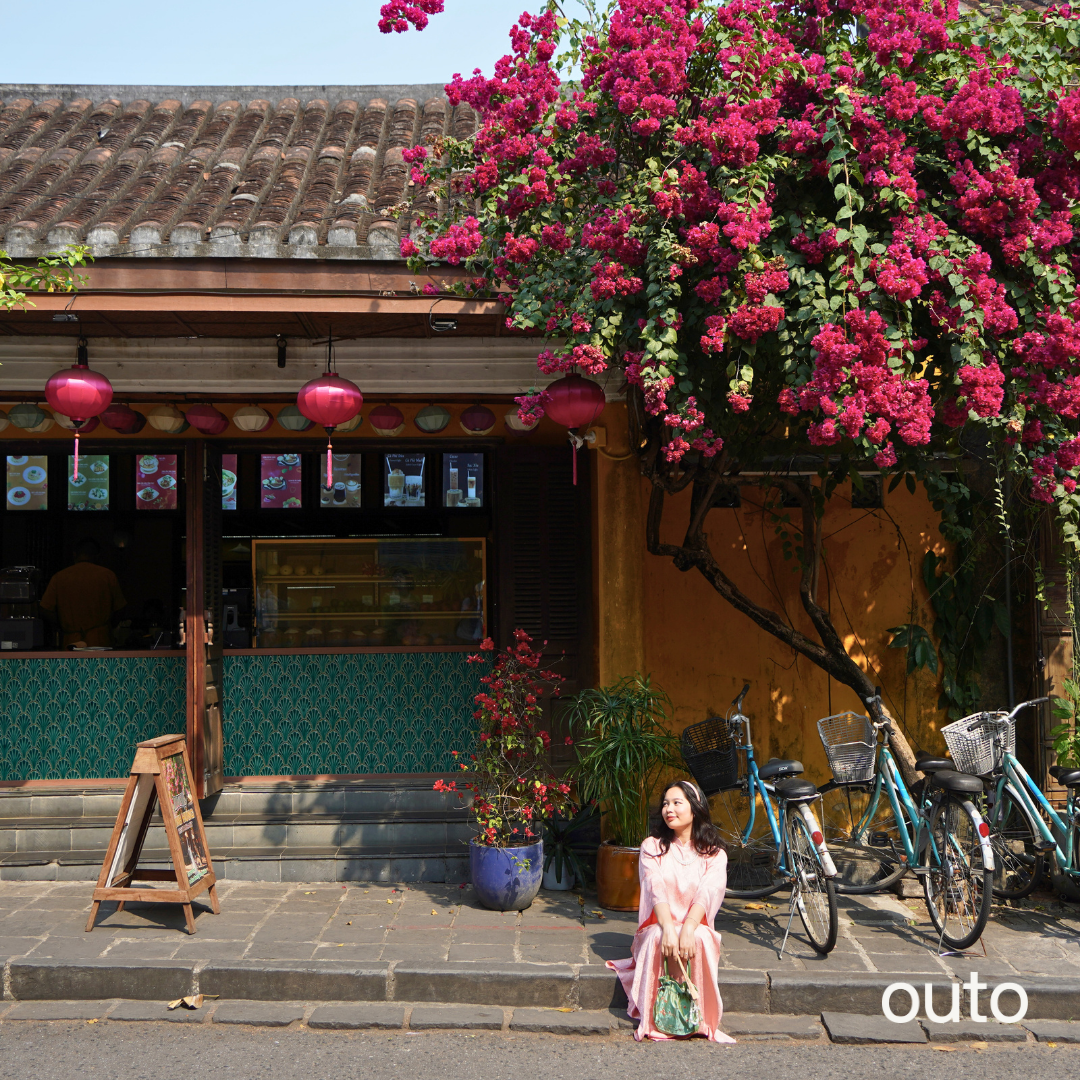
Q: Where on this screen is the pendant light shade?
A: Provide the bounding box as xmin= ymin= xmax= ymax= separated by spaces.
xmin=369 ymin=404 xmax=405 ymax=437
xmin=9 ymin=403 xmax=46 ymax=430
xmin=335 ymin=412 xmax=363 ymax=434
xmin=297 ymin=372 xmax=364 ymax=429
xmin=26 ymin=409 xmax=55 ymax=434
xmin=504 ymin=409 xmax=539 ymax=435
xmin=460 ymin=404 xmax=497 ymax=435
xmin=147 ymin=404 xmax=189 ymax=433
xmin=186 ymin=403 xmax=230 ymax=435
xmin=544 ymin=374 xmax=606 ymax=485
xmin=55 ymin=413 xmax=100 ymax=433
xmin=414 ymin=405 xmax=450 ymax=433
xmin=101 ymin=403 xmax=145 ymax=434
xmin=45 ymin=354 xmax=113 ymax=426
xmin=276 ymin=403 xmax=315 ymax=432
xmin=232 ymin=405 xmax=273 ymax=433
xmin=0 ymin=409 xmax=8 ymax=433
xmin=296 ymin=369 xmax=364 ymax=490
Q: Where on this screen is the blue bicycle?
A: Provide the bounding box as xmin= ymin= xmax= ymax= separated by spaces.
xmin=682 ymin=684 xmax=839 ymax=954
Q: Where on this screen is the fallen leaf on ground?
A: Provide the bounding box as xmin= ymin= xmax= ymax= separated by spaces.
xmin=931 ymin=1046 xmax=956 ymax=1052
xmin=346 ymin=921 xmax=352 ymax=926
xmin=556 ymin=1008 xmax=573 ymax=1013
xmin=167 ymin=995 xmax=206 ymax=1011
xmin=743 ymin=903 xmax=764 ymax=910
xmin=1047 ymin=1042 xmax=1058 ymax=1049
xmin=86 ymin=1018 xmax=98 ymax=1024
xmin=970 ymin=1042 xmax=987 ymax=1050
xmin=432 ymin=910 xmax=438 ymax=915
xmin=387 ymin=898 xmax=394 ymax=904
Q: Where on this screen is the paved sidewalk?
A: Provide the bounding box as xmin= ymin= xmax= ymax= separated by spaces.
xmin=1 ymin=881 xmax=1079 ymax=1017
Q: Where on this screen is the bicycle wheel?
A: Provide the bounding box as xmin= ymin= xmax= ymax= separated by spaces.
xmin=786 ymin=804 xmax=838 ymax=954
xmin=986 ymin=786 xmax=1044 ymax=900
xmin=817 ymin=780 xmax=908 ymax=894
xmin=922 ymin=794 xmax=993 ymax=952
xmin=710 ymin=785 xmax=785 ymax=898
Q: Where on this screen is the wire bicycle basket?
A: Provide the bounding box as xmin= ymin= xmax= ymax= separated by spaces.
xmin=680 ymin=716 xmax=740 ymax=795
xmin=941 ymin=711 xmax=1012 ymax=775
xmin=816 ymin=711 xmax=876 ymax=783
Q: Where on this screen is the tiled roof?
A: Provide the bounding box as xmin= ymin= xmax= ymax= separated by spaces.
xmin=0 ymin=84 xmax=476 ymax=261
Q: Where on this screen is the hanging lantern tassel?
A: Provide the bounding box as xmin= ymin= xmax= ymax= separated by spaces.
xmin=73 ymin=424 xmax=81 ymax=483
xmin=325 ymin=427 xmax=335 ymax=490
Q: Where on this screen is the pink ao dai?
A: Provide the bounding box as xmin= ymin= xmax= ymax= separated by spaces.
xmin=607 ymin=835 xmax=735 ymax=1043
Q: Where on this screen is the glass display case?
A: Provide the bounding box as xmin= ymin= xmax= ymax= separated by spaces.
xmin=252 ymin=538 xmax=486 ymax=649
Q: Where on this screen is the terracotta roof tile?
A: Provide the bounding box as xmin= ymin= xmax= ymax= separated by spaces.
xmin=0 ymin=84 xmax=468 ymax=260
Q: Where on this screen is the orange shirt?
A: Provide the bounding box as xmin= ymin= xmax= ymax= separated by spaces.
xmin=40 ymin=561 xmax=126 ymax=647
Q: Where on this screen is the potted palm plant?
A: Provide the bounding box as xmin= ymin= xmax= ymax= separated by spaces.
xmin=435 ymin=630 xmax=572 ymax=910
xmin=542 ymin=802 xmax=600 ymax=890
xmin=566 ymin=675 xmax=682 ymax=910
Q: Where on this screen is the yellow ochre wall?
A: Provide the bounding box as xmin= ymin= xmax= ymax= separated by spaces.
xmin=593 ymin=404 xmax=949 ymax=789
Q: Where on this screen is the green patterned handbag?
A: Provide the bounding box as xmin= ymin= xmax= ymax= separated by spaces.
xmin=652 ymin=954 xmax=702 ymax=1036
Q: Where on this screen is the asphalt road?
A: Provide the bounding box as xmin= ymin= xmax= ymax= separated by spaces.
xmin=0 ymin=1025 xmax=1075 ymax=1080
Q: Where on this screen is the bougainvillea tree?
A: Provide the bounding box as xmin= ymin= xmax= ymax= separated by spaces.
xmin=385 ymin=1 xmax=1080 ymax=725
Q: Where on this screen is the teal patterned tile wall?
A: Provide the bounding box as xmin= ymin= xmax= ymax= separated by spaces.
xmin=222 ymin=652 xmax=481 ymax=775
xmin=0 ymin=657 xmax=185 ymax=781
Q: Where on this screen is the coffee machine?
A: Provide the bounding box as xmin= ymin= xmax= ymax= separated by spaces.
xmin=0 ymin=566 xmax=45 ymax=650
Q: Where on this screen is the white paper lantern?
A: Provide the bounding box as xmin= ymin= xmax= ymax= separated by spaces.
xmin=0 ymin=409 xmax=9 ymax=433
xmin=147 ymin=404 xmax=189 ymax=433
xmin=335 ymin=412 xmax=363 ymax=434
xmin=232 ymin=405 xmax=273 ymax=433
xmin=504 ymin=409 xmax=539 ymax=434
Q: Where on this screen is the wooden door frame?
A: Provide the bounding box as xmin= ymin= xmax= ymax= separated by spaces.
xmin=185 ymin=440 xmax=209 ymax=799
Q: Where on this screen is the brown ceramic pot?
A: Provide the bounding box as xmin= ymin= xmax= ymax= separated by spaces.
xmin=596 ymin=841 xmax=640 ymax=911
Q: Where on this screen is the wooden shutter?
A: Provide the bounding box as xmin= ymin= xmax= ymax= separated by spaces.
xmin=496 ymin=445 xmax=593 ymax=766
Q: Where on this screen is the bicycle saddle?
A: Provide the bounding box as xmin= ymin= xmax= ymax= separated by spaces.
xmin=1055 ymin=769 xmax=1080 ymax=787
xmin=926 ymin=769 xmax=984 ymax=794
xmin=914 ymin=754 xmax=953 ymax=772
xmin=773 ymin=777 xmax=818 ymax=801
xmin=757 ymin=758 xmax=804 ymax=781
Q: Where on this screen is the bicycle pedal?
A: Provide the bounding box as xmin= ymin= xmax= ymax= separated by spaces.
xmin=910 ymin=866 xmax=930 ymax=877
xmin=1034 ymin=840 xmax=1058 ymax=852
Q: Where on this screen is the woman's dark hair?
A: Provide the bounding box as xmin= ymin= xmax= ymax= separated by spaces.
xmin=652 ymin=780 xmax=726 ymax=857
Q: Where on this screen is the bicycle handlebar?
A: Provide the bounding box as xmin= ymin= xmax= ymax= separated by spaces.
xmin=981 ymin=697 xmax=1050 ymax=726
xmin=864 ymin=690 xmax=894 ymax=734
xmin=732 ymin=683 xmax=750 ymax=713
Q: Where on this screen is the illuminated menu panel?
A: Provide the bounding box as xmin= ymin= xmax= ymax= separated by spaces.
xmin=384 ymin=452 xmax=426 ymax=507
xmin=321 ymin=453 xmax=362 ymax=508
xmin=442 ymin=453 xmax=483 ymax=508
xmin=222 ymin=454 xmax=238 ymax=511
xmin=68 ymin=455 xmax=109 ymax=510
xmin=136 ymin=454 xmax=178 ymax=509
xmin=5 ymin=455 xmax=47 ymax=511
xmin=260 ymin=453 xmax=302 ymax=508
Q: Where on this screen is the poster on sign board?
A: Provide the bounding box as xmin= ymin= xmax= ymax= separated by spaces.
xmin=68 ymin=455 xmax=109 ymax=511
xmin=443 ymin=453 xmax=484 ymax=508
xmin=135 ymin=454 xmax=178 ymax=510
xmin=321 ymin=454 xmax=362 ymax=507
xmin=384 ymin=452 xmax=425 ymax=507
xmin=260 ymin=453 xmax=303 ymax=508
xmin=6 ymin=455 xmax=48 ymax=511
xmin=222 ymin=454 xmax=238 ymax=511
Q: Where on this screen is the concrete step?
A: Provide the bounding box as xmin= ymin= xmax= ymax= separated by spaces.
xmin=0 ymin=778 xmax=476 ymax=882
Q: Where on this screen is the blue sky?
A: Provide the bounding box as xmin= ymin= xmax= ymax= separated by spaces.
xmin=2 ymin=1 xmax=522 ymax=88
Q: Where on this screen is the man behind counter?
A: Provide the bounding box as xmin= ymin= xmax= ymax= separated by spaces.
xmin=39 ymin=539 xmax=126 ymax=648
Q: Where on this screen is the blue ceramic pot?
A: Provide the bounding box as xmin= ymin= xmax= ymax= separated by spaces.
xmin=470 ymin=839 xmax=544 ymax=911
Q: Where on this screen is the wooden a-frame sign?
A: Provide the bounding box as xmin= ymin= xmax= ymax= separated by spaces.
xmin=86 ymin=735 xmax=220 ymax=935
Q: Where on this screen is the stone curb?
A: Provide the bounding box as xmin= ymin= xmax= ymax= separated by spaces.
xmin=3 ymin=959 xmax=1080 ymax=1021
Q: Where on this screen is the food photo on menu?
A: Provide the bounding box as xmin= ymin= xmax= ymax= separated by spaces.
xmin=135 ymin=454 xmax=179 ymax=510
xmin=6 ymin=455 xmax=48 ymax=511
xmin=384 ymin=452 xmax=425 ymax=507
xmin=260 ymin=453 xmax=303 ymax=508
xmin=68 ymin=455 xmax=110 ymax=511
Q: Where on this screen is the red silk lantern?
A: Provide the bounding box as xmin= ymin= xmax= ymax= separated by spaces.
xmin=369 ymin=404 xmax=405 ymax=436
xmin=460 ymin=404 xmax=497 ymax=435
xmin=101 ymin=403 xmax=145 ymax=434
xmin=186 ymin=403 xmax=229 ymax=435
xmin=297 ymin=371 xmax=363 ymax=489
xmin=45 ymin=340 xmax=113 ymax=480
xmin=544 ymin=374 xmax=606 ymax=484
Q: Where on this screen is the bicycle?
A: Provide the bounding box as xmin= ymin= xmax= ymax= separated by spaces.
xmin=681 ymin=684 xmax=839 ymax=955
xmin=817 ymin=695 xmax=995 ymax=952
xmin=950 ymin=699 xmax=1080 ymax=902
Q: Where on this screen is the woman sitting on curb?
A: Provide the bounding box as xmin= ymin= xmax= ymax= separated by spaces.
xmin=607 ymin=780 xmax=735 ymax=1043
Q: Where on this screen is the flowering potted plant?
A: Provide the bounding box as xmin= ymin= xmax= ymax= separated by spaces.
xmin=435 ymin=630 xmax=571 ymax=910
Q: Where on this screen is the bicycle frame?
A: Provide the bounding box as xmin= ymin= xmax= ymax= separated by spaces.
xmin=730 ymin=710 xmax=837 ymax=879
xmin=996 ymin=756 xmax=1080 ymax=877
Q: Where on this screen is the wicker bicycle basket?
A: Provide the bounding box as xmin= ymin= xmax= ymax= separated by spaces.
xmin=816 ymin=711 xmax=876 ymax=784
xmin=680 ymin=716 xmax=740 ymax=795
xmin=941 ymin=711 xmax=1013 ymax=775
